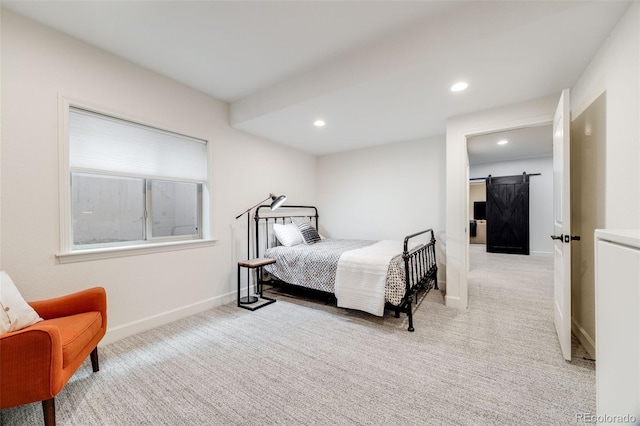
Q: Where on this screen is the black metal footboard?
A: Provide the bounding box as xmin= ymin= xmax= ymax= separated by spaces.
xmin=386 ymin=228 xmax=438 ymax=332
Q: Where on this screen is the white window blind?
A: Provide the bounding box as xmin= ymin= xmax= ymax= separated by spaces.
xmin=69 ymin=107 xmax=207 ymax=182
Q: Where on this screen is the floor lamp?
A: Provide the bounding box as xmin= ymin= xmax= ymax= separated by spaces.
xmin=235 ymin=193 xmax=286 ymax=304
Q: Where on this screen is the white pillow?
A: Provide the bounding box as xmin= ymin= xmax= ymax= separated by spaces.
xmin=273 ymin=223 xmax=303 ymax=247
xmin=0 ymin=271 xmax=43 ymax=334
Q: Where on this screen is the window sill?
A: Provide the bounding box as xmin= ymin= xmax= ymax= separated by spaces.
xmin=56 ymin=239 xmax=217 ymax=264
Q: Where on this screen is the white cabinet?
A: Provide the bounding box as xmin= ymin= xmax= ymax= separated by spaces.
xmin=595 ymin=229 xmax=640 ymax=423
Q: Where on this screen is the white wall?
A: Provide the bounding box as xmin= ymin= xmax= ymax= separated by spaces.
xmin=470 ymin=156 xmax=554 ymax=254
xmin=317 ymin=135 xmax=446 ymax=283
xmin=571 ymin=1 xmax=640 ymax=230
xmin=0 ymin=11 xmax=317 ymax=343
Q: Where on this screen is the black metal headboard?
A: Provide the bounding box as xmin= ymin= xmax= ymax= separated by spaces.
xmin=254 ymin=205 xmax=319 ymax=258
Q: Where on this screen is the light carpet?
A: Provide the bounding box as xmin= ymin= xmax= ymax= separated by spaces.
xmin=1 ymin=245 xmax=595 ymax=425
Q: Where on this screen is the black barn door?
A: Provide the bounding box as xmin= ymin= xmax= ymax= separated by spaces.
xmin=486 ymin=173 xmax=530 ymax=255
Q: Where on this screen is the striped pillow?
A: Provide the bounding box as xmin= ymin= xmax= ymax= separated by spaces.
xmin=292 ymin=218 xmax=321 ymax=245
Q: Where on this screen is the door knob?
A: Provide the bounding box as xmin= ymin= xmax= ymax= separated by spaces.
xmin=551 ymin=234 xmax=581 ymax=242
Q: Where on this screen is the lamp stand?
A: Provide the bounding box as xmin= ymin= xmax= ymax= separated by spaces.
xmin=235 ymin=193 xmax=286 ymax=306
xmin=239 ymin=209 xmax=258 ymax=304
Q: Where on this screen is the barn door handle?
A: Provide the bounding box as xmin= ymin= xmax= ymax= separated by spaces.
xmin=550 ymin=234 xmax=563 ymax=241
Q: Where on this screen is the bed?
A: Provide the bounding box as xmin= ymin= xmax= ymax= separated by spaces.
xmin=253 ymin=205 xmax=438 ymax=331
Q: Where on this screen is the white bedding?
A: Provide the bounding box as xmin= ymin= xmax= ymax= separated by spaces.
xmin=335 ymin=240 xmax=411 ymax=316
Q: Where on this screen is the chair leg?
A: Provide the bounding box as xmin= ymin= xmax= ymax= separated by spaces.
xmin=42 ymin=398 xmax=55 ymax=426
xmin=90 ymin=347 xmax=99 ymax=372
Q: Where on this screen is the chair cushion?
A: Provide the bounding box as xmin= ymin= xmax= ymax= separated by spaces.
xmin=39 ymin=312 xmax=102 ymax=368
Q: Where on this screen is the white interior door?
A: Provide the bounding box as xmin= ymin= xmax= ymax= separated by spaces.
xmin=552 ymin=88 xmax=572 ymax=361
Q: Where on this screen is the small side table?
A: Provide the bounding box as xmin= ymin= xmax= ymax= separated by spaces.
xmin=237 ymin=258 xmax=276 ymax=311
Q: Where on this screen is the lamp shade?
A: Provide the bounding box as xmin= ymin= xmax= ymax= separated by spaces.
xmin=235 ymin=193 xmax=287 ymax=220
xmin=270 ymin=194 xmax=287 ymax=210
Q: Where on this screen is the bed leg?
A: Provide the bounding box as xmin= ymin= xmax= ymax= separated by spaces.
xmin=407 ymin=298 xmax=415 ymax=332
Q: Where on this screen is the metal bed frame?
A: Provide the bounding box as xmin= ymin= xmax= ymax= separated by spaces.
xmin=254 ymin=205 xmax=438 ymax=331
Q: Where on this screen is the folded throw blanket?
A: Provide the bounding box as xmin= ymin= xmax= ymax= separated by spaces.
xmin=335 ymin=240 xmax=410 ymax=316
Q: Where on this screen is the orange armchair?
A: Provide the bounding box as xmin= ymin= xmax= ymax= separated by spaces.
xmin=0 ymin=287 xmax=107 ymax=426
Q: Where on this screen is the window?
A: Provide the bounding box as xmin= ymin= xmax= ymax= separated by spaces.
xmin=66 ymin=107 xmax=207 ymax=251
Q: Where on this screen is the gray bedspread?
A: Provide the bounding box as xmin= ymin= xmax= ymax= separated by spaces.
xmin=264 ymin=239 xmax=410 ymax=306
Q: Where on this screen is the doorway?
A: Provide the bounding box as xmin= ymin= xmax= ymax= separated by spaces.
xmin=444 ymin=94 xmax=558 ymax=310
xmin=465 ymin=128 xmax=554 ymax=308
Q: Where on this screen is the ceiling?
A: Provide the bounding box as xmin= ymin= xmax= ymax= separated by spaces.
xmin=467 ymin=125 xmax=553 ymax=165
xmin=2 ymin=1 xmax=630 ymax=157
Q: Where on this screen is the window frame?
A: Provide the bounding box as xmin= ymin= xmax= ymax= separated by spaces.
xmin=57 ymin=97 xmax=215 ymax=263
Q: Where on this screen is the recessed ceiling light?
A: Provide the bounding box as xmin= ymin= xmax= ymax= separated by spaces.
xmin=497 ymin=139 xmax=508 ymax=145
xmin=450 ymin=81 xmax=468 ymax=92
xmin=314 ymin=120 xmax=325 ymax=127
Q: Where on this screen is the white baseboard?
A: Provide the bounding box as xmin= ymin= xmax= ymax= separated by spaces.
xmin=101 ymin=291 xmax=236 ymax=345
xmin=445 ymin=293 xmax=466 ymax=309
xmin=530 ymin=250 xmax=553 ymax=256
xmin=571 ymin=316 xmax=596 ymax=359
